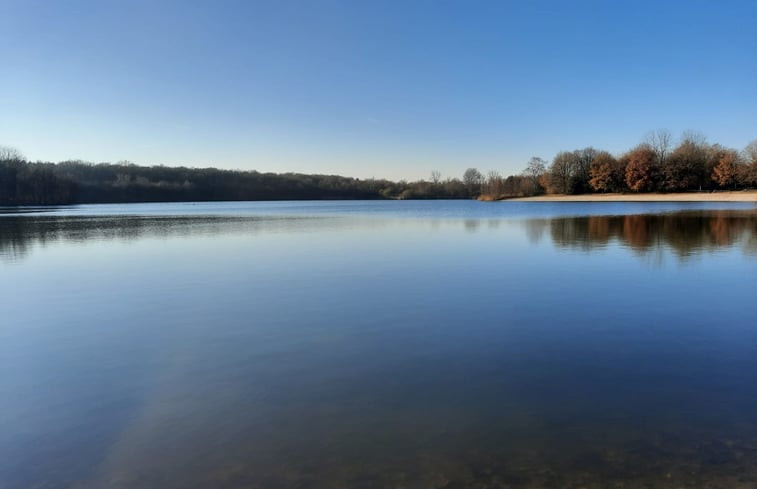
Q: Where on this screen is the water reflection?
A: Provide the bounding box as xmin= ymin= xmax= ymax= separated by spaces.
xmin=542 ymin=211 xmax=757 ymax=258
xmin=0 ymin=215 xmax=331 ymax=262
xmin=3 ymin=204 xmax=757 ymax=488
xmin=3 ymin=210 xmax=757 ymax=263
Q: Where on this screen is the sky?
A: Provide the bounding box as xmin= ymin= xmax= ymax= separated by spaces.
xmin=1 ymin=0 xmax=756 ymax=180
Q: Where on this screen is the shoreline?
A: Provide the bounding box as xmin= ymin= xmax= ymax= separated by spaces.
xmin=507 ymin=191 xmax=757 ymax=202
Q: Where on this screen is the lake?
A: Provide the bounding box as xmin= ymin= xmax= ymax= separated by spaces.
xmin=2 ymin=200 xmax=757 ymax=489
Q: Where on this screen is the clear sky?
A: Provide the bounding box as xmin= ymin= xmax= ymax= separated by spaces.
xmin=1 ymin=0 xmax=755 ymax=180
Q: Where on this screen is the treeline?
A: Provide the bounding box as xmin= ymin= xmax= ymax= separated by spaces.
xmin=0 ymin=146 xmax=473 ymax=205
xmin=2 ymin=131 xmax=757 ymax=205
xmin=480 ymin=131 xmax=757 ymax=199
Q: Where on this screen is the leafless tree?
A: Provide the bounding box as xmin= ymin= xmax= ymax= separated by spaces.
xmin=0 ymin=145 xmax=25 ymax=162
xmin=573 ymin=147 xmax=597 ymax=190
xmin=430 ymin=170 xmax=441 ymax=184
xmin=741 ymin=140 xmax=757 ymax=187
xmin=744 ymin=140 xmax=757 ymax=165
xmin=462 ymin=168 xmax=483 ymax=195
xmin=523 ymin=157 xmax=546 ymax=193
xmin=681 ymin=129 xmax=707 ymax=147
xmin=484 ymin=170 xmax=504 ymax=196
xmin=645 ymin=129 xmax=672 ymax=166
xmin=548 ymin=151 xmax=576 ymax=194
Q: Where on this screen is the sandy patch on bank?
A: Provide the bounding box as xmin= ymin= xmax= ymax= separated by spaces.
xmin=510 ymin=191 xmax=757 ymax=202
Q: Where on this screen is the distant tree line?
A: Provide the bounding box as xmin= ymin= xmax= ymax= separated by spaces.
xmin=0 ymin=146 xmax=473 ymax=205
xmin=479 ymin=130 xmax=757 ymax=199
xmin=2 ymin=131 xmax=756 ymax=205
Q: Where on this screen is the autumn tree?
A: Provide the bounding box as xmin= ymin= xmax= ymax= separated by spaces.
xmin=538 ymin=173 xmax=551 ymax=193
xmin=712 ymin=149 xmax=742 ymax=189
xmin=588 ymin=151 xmax=620 ymax=192
xmin=625 ymin=146 xmax=657 ymax=192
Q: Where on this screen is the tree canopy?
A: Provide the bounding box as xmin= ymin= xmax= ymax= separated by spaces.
xmin=2 ymin=132 xmax=756 ymax=205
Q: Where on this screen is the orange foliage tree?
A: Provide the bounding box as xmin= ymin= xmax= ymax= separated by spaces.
xmin=625 ymin=146 xmax=656 ymax=192
xmin=712 ymin=150 xmax=742 ymax=189
xmin=589 ymin=151 xmax=620 ymax=192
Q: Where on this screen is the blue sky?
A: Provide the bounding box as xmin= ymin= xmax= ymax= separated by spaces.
xmin=1 ymin=0 xmax=755 ymax=180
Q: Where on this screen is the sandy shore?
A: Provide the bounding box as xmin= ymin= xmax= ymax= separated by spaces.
xmin=510 ymin=191 xmax=757 ymax=202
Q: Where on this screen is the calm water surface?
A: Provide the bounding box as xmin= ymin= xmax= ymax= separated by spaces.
xmin=2 ymin=200 xmax=757 ymax=489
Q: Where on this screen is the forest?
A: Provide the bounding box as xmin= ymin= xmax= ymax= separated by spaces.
xmin=1 ymin=131 xmax=756 ymax=205
xmin=0 ymin=146 xmax=470 ymax=205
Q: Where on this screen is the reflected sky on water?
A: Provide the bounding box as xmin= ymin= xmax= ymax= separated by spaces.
xmin=2 ymin=201 xmax=757 ymax=488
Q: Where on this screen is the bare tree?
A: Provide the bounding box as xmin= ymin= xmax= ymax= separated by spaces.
xmin=463 ymin=168 xmax=483 ymax=184
xmin=484 ymin=170 xmax=504 ymax=197
xmin=681 ymin=129 xmax=707 ymax=147
xmin=645 ymin=129 xmax=672 ymax=166
xmin=744 ymin=140 xmax=757 ymax=165
xmin=548 ymin=152 xmax=576 ymax=194
xmin=572 ymin=147 xmax=597 ymax=193
xmin=0 ymin=145 xmax=25 ymax=162
xmin=430 ymin=170 xmax=441 ymax=184
xmin=523 ymin=157 xmax=546 ymax=194
xmin=743 ymin=140 xmax=757 ymax=187
xmin=462 ymin=167 xmax=483 ymax=195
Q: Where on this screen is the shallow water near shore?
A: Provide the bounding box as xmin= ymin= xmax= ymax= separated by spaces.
xmin=2 ymin=200 xmax=757 ymax=489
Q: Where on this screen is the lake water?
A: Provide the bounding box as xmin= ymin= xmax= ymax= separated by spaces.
xmin=2 ymin=200 xmax=757 ymax=489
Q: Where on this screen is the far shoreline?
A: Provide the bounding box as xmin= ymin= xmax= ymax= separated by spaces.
xmin=505 ymin=191 xmax=757 ymax=202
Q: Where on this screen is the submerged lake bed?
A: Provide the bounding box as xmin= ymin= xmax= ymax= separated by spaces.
xmin=2 ymin=200 xmax=757 ymax=489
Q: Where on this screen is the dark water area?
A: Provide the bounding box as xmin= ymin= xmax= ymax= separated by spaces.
xmin=2 ymin=201 xmax=757 ymax=488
